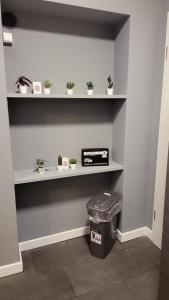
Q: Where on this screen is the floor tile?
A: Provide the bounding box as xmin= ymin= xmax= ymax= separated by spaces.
xmin=0 ymin=237 xmax=160 ymax=300
xmin=0 ymin=283 xmax=21 ymax=300
xmin=64 ymin=236 xmax=90 ymax=260
xmin=110 ymin=240 xmax=124 ymax=252
xmin=124 ymin=269 xmax=159 ymax=300
xmin=76 ymin=280 xmax=136 ymax=300
xmin=126 ymin=243 xmax=161 ymax=272
xmin=66 ymin=255 xmax=121 ymax=296
xmin=105 ymin=249 xmax=144 ymax=280
xmin=27 ymin=269 xmax=75 ymax=300
xmin=122 ymin=237 xmax=154 ymax=250
xmin=32 ymin=241 xmax=78 ymax=275
xmin=0 ymin=268 xmax=75 ymax=300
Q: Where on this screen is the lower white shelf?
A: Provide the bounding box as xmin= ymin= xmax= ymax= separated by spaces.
xmin=14 ymin=161 xmax=124 ymax=185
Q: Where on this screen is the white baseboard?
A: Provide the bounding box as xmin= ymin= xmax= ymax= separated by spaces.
xmin=144 ymin=227 xmax=153 ymax=240
xmin=19 ymin=226 xmax=90 ymax=252
xmin=19 ymin=225 xmax=152 ymax=252
xmin=117 ymin=226 xmax=152 ymax=243
xmin=0 ymin=247 xmax=23 ymax=278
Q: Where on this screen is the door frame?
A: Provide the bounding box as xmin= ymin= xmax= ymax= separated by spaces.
xmin=152 ymin=12 xmax=169 ymax=249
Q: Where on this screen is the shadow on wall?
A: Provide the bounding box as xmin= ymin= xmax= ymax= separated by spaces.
xmin=5 ymin=2 xmax=129 ymax=40
xmin=16 ymin=12 xmax=114 ymax=40
xmin=15 ymin=172 xmax=122 ymax=209
xmin=8 ymin=99 xmax=125 ymax=125
xmin=15 ymin=171 xmax=123 ymax=242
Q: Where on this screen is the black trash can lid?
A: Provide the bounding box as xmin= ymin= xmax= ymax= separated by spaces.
xmin=86 ymin=191 xmax=121 ymax=213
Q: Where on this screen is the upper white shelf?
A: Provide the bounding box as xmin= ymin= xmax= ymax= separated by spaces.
xmin=7 ymin=93 xmax=127 ymax=100
xmin=14 ymin=161 xmax=124 ymax=185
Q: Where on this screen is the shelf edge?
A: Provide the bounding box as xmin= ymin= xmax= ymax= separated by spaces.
xmin=14 ymin=163 xmax=124 ymax=185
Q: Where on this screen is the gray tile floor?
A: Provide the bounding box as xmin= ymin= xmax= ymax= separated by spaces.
xmin=0 ymin=236 xmax=160 ymax=300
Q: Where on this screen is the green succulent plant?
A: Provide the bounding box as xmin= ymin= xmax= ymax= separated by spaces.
xmin=107 ymin=75 xmax=113 ymax=89
xmin=34 ymin=159 xmax=47 ymax=169
xmin=16 ymin=76 xmax=32 ymax=88
xmin=86 ymin=81 xmax=94 ymax=90
xmin=58 ymin=155 xmax=62 ymax=166
xmin=66 ymin=82 xmax=75 ymax=89
xmin=70 ymin=158 xmax=77 ymax=164
xmin=44 ymin=80 xmax=53 ymax=88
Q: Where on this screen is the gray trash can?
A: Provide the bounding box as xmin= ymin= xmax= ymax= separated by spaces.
xmin=86 ymin=191 xmax=121 ymax=259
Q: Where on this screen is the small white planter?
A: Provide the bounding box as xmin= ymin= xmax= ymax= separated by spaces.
xmin=58 ymin=165 xmax=63 ymax=172
xmin=20 ymin=85 xmax=28 ymax=94
xmin=107 ymin=88 xmax=114 ymax=96
xmin=44 ymin=88 xmax=51 ymax=95
xmin=87 ymin=89 xmax=94 ymax=96
xmin=67 ymin=89 xmax=74 ymax=96
xmin=70 ymin=164 xmax=77 ymax=170
xmin=38 ymin=167 xmax=45 ymax=175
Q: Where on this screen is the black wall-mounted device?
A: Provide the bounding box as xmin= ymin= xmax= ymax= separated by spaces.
xmin=2 ymin=12 xmax=17 ymax=28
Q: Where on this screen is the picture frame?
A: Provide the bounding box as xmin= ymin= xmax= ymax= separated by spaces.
xmin=33 ymin=82 xmax=42 ymax=95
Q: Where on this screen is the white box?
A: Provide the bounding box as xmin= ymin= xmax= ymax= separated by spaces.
xmin=62 ymin=157 xmax=69 ymax=170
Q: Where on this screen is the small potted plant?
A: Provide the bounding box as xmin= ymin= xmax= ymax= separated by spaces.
xmin=107 ymin=75 xmax=114 ymax=95
xmin=43 ymin=80 xmax=53 ymax=95
xmin=70 ymin=158 xmax=77 ymax=170
xmin=58 ymin=155 xmax=63 ymax=171
xmin=34 ymin=159 xmax=46 ymax=175
xmin=16 ymin=76 xmax=32 ymax=94
xmin=66 ymin=82 xmax=75 ymax=95
xmin=86 ymin=81 xmax=94 ymax=95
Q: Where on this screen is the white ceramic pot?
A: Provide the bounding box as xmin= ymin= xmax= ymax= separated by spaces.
xmin=20 ymin=85 xmax=28 ymax=94
xmin=44 ymin=88 xmax=51 ymax=95
xmin=107 ymin=88 xmax=114 ymax=96
xmin=38 ymin=167 xmax=45 ymax=175
xmin=87 ymin=89 xmax=94 ymax=96
xmin=58 ymin=165 xmax=63 ymax=172
xmin=70 ymin=164 xmax=77 ymax=170
xmin=67 ymin=89 xmax=74 ymax=95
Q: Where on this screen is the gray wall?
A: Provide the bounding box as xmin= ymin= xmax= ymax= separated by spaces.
xmin=49 ymin=0 xmax=168 ymax=232
xmin=16 ymin=173 xmax=120 ymax=241
xmin=8 ymin=100 xmax=117 ymax=171
xmin=1 ymin=0 xmax=168 ymax=247
xmin=4 ymin=13 xmax=115 ymax=94
xmin=5 ymin=11 xmax=129 ymax=170
xmin=114 ymin=18 xmax=130 ymax=95
xmin=0 ymin=3 xmax=20 ymax=266
xmin=8 ymin=97 xmax=124 ymax=241
xmin=4 ymin=8 xmax=128 ymax=241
